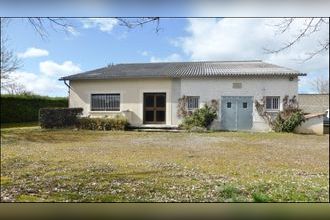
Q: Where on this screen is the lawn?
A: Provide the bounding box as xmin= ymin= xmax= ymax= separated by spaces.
xmin=1 ymin=126 xmax=329 ymax=202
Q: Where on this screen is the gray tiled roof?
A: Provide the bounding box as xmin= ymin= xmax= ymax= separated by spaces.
xmin=59 ymin=60 xmax=306 ymax=80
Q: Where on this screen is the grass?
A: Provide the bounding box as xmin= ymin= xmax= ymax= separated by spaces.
xmin=252 ymin=192 xmax=273 ymax=202
xmin=1 ymin=122 xmax=39 ymax=129
xmin=1 ymin=125 xmax=329 ymax=202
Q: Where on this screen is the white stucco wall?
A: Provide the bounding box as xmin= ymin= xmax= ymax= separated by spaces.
xmin=179 ymin=76 xmax=298 ymax=131
xmin=69 ymin=78 xmax=173 ymax=126
xmin=294 ymin=115 xmax=324 ymax=135
xmin=69 ymin=76 xmax=299 ymax=131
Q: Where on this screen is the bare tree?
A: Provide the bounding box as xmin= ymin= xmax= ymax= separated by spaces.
xmin=265 ymin=18 xmax=329 ymax=61
xmin=115 ymin=17 xmax=160 ymax=32
xmin=310 ymin=75 xmax=329 ymax=94
xmin=3 ymin=81 xmax=32 ymax=95
xmin=0 ymin=18 xmax=22 ymax=88
xmin=26 ymin=17 xmax=160 ymax=39
xmin=26 ymin=17 xmax=75 ymax=39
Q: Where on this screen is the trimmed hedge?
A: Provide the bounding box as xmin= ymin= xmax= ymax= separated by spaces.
xmin=76 ymin=116 xmax=129 ymax=131
xmin=39 ymin=108 xmax=83 ymax=129
xmin=1 ymin=94 xmax=68 ymax=123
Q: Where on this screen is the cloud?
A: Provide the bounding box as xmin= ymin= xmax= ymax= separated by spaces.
xmin=140 ymin=51 xmax=149 ymax=56
xmin=8 ymin=71 xmax=66 ymax=96
xmin=174 ymin=18 xmax=329 ymax=68
xmin=150 ymin=53 xmax=182 ymax=63
xmin=66 ymin=26 xmax=80 ymax=37
xmin=173 ymin=18 xmax=329 ymax=92
xmin=81 ymin=18 xmax=118 ymax=33
xmin=2 ymin=60 xmax=81 ymax=96
xmin=39 ymin=60 xmax=81 ymax=77
xmin=17 ymin=47 xmax=49 ymax=58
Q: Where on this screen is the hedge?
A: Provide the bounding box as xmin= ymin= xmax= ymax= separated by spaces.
xmin=39 ymin=108 xmax=83 ymax=129
xmin=76 ymin=116 xmax=129 ymax=131
xmin=1 ymin=94 xmax=68 ymax=123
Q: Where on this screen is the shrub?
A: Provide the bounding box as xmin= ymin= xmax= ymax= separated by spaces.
xmin=255 ymin=95 xmax=305 ymax=133
xmin=39 ymin=108 xmax=83 ymax=129
xmin=1 ymin=94 xmax=67 ymax=123
xmin=76 ymin=115 xmax=128 ymax=131
xmin=273 ymin=110 xmax=305 ymax=132
xmin=180 ymin=104 xmax=217 ymax=130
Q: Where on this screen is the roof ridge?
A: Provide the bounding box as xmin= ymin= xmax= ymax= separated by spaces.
xmin=116 ymin=60 xmax=264 ymax=65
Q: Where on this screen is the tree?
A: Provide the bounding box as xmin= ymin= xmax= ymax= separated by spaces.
xmin=0 ymin=18 xmax=22 ymax=89
xmin=3 ymin=82 xmax=33 ymax=95
xmin=265 ymin=18 xmax=329 ymax=61
xmin=26 ymin=17 xmax=160 ymax=39
xmin=310 ymin=76 xmax=329 ymax=94
xmin=115 ymin=17 xmax=160 ymax=32
xmin=26 ymin=17 xmax=74 ymax=39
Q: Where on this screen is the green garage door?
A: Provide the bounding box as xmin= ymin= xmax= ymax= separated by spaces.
xmin=221 ymin=96 xmax=253 ymax=131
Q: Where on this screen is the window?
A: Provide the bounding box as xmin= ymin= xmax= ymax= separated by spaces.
xmin=187 ymin=96 xmax=199 ymax=110
xmin=227 ymin=102 xmax=231 ymax=108
xmin=91 ymin=94 xmax=120 ymax=111
xmin=266 ymin=96 xmax=280 ymax=110
xmin=243 ymin=102 xmax=247 ymax=108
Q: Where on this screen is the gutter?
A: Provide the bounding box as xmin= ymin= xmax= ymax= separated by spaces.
xmin=63 ymin=79 xmax=71 ymax=89
xmin=62 ymin=79 xmax=71 ymax=107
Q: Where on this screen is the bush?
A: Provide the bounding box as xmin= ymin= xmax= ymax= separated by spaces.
xmin=255 ymin=95 xmax=306 ymax=133
xmin=273 ymin=110 xmax=305 ymax=132
xmin=39 ymin=108 xmax=83 ymax=129
xmin=76 ymin=115 xmax=129 ymax=131
xmin=180 ymin=104 xmax=217 ymax=130
xmin=1 ymin=94 xmax=68 ymax=123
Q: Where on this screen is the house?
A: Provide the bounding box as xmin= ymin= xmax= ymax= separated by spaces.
xmin=59 ymin=60 xmax=306 ymax=131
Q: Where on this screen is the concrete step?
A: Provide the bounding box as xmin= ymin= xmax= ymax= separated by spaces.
xmin=132 ymin=128 xmax=182 ymax=132
xmin=128 ymin=125 xmax=181 ymax=132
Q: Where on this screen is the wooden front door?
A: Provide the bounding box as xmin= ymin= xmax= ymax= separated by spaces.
xmin=143 ymin=93 xmax=166 ymax=124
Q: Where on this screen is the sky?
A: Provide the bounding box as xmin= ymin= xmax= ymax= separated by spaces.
xmin=2 ymin=17 xmax=329 ymax=97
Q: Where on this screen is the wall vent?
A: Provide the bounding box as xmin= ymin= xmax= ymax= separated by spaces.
xmin=232 ymin=82 xmax=242 ymax=89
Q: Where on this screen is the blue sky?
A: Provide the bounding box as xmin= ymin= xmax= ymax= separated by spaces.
xmin=3 ymin=18 xmax=329 ymax=96
xmin=8 ymin=18 xmax=189 ymax=69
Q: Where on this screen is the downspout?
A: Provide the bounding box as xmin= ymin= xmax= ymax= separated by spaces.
xmin=63 ymin=80 xmax=71 ymax=107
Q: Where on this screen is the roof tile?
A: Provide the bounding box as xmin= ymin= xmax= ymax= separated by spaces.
xmin=60 ymin=60 xmax=306 ymax=80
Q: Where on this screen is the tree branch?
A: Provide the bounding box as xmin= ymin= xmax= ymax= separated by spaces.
xmin=1 ymin=18 xmax=22 ymax=83
xmin=264 ymin=18 xmax=329 ymax=62
xmin=265 ymin=18 xmax=315 ymax=54
xmin=115 ymin=17 xmax=160 ymax=32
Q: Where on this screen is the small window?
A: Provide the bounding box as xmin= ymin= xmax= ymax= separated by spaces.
xmin=227 ymin=102 xmax=231 ymax=108
xmin=266 ymin=96 xmax=280 ymax=110
xmin=243 ymin=102 xmax=247 ymax=108
xmin=187 ymin=96 xmax=199 ymax=111
xmin=91 ymin=94 xmax=120 ymax=111
xmin=232 ymin=82 xmax=242 ymax=89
